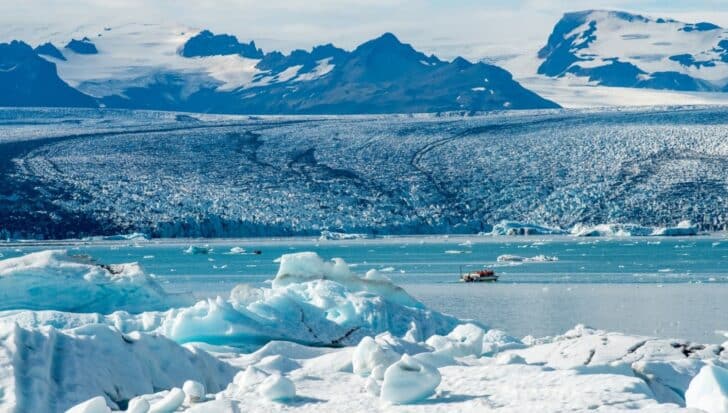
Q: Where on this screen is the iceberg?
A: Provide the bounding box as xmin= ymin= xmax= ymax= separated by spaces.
xmin=319 ymin=230 xmax=371 ymax=241
xmin=571 ymin=223 xmax=654 ymax=237
xmin=490 ymin=221 xmax=568 ymax=236
xmin=685 ymin=365 xmax=728 ymax=413
xmin=497 ymin=254 xmax=558 ymax=263
xmin=0 ymin=250 xmax=188 ymax=313
xmin=652 ymin=221 xmax=700 ymax=236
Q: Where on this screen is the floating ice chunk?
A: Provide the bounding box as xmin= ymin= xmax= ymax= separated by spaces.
xmin=257 ymin=373 xmax=296 ymax=401
xmin=497 ymin=254 xmax=558 ymax=263
xmin=184 ymin=245 xmax=211 ymax=255
xmin=65 ymin=396 xmax=111 ymax=413
xmin=319 ymin=230 xmax=371 ymax=240
xmin=83 ymin=233 xmax=150 ymax=242
xmin=183 ymin=380 xmax=206 ymax=403
xmin=490 ymin=221 xmax=567 ymax=236
xmin=228 ymin=247 xmax=246 ymax=254
xmin=126 ymin=398 xmax=151 ymax=413
xmin=363 ymin=269 xmax=390 ymax=282
xmin=571 ymin=223 xmax=653 ymax=237
xmin=353 ymin=336 xmax=401 ymax=379
xmin=149 ymin=388 xmax=185 ymax=413
xmin=686 ymin=364 xmax=728 ymax=413
xmin=0 ymin=250 xmax=186 ymax=313
xmin=652 ymin=221 xmax=699 ymax=236
xmin=380 ymin=354 xmax=441 ymax=404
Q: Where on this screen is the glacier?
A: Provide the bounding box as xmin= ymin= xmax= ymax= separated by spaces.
xmin=0 ymin=106 xmax=726 ymax=240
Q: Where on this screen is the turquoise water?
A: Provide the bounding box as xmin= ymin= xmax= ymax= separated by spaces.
xmin=2 ymin=235 xmax=727 ymax=342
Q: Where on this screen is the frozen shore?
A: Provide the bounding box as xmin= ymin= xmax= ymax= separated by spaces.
xmin=0 ymin=250 xmax=726 ymax=412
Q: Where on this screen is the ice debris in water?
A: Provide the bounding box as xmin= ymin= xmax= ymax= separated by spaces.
xmin=0 ymin=250 xmax=187 ymax=313
xmin=490 ymin=221 xmax=568 ymax=236
xmin=497 ymin=254 xmax=558 ymax=263
xmin=380 ymin=354 xmax=441 ymax=404
xmin=184 ymin=245 xmax=211 ymax=255
xmin=686 ymin=364 xmax=728 ymax=413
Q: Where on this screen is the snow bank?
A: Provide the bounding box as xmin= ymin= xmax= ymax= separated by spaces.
xmin=380 ymin=354 xmax=441 ymax=404
xmin=0 ymin=250 xmax=187 ymax=313
xmin=65 ymin=396 xmax=110 ymax=413
xmin=686 ymin=364 xmax=728 ymax=413
xmin=0 ymin=323 xmax=236 ymax=412
xmin=490 ymin=221 xmax=567 ymax=236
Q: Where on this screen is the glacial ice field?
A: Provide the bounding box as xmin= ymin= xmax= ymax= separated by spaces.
xmin=1 ymin=106 xmax=727 ymax=239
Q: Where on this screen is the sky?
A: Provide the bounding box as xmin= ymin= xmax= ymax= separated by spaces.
xmin=3 ymin=0 xmax=728 ymax=60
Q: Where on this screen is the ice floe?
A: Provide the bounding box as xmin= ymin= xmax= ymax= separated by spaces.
xmin=489 ymin=221 xmax=568 ymax=236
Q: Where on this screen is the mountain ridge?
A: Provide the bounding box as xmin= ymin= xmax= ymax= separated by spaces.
xmin=0 ymin=26 xmax=559 ymax=114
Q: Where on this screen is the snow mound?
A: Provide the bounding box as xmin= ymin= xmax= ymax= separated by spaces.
xmin=183 ymin=380 xmax=205 ymax=403
xmin=0 ymin=250 xmax=187 ymax=313
xmin=0 ymin=323 xmax=236 ymax=412
xmin=257 ymin=373 xmax=296 ymax=401
xmin=686 ymin=364 xmax=728 ymax=413
xmin=380 ymin=354 xmax=441 ymax=404
xmin=352 ymin=336 xmax=400 ymax=379
xmin=490 ymin=221 xmax=567 ymax=236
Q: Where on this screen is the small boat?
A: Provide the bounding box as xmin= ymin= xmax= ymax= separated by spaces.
xmin=460 ymin=269 xmax=498 ymax=283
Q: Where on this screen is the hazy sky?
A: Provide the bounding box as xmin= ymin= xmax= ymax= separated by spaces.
xmin=3 ymin=0 xmax=728 ymax=59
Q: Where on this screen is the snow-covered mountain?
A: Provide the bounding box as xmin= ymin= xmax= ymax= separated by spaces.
xmin=539 ymin=10 xmax=728 ymax=91
xmin=0 ymin=24 xmax=558 ymax=114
